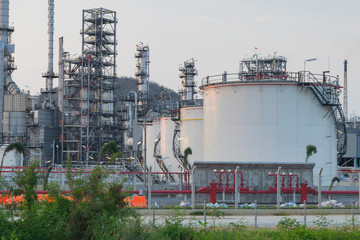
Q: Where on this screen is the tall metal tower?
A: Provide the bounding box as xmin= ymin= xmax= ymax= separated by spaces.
xmin=0 ymin=0 xmax=19 ymax=141
xmin=135 ymin=43 xmax=149 ymax=115
xmin=61 ymin=8 xmax=117 ymax=164
xmin=179 ymin=58 xmax=197 ymax=103
xmin=42 ymin=0 xmax=58 ymax=93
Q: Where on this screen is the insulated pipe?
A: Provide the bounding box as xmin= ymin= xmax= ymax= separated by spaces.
xmin=128 ymin=91 xmax=138 ymax=120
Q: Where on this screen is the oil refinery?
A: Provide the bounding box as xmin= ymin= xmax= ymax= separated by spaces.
xmin=1 ymin=0 xmax=360 ymax=206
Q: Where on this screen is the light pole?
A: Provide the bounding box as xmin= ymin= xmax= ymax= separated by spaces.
xmin=304 ymin=58 xmax=317 ymax=81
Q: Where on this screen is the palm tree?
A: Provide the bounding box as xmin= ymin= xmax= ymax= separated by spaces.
xmin=0 ymin=142 xmax=26 ymax=178
xmin=183 ymin=147 xmax=192 ymax=169
xmin=99 ymin=141 xmax=122 ymax=163
xmin=305 ymin=145 xmax=317 ymax=163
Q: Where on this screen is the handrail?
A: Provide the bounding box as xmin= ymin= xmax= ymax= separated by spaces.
xmin=200 ymin=71 xmax=339 ymax=88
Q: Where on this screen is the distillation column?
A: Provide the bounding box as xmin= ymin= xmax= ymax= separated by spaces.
xmin=0 ymin=0 xmax=19 ymax=141
xmin=179 ymin=58 xmax=197 ymax=103
xmin=135 ymin=43 xmax=149 ymax=115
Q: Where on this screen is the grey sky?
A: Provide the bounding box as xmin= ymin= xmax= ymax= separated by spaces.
xmin=9 ymin=0 xmax=360 ymax=115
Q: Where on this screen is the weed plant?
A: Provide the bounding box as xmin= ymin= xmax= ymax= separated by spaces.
xmin=1 ymin=164 xmax=360 ymax=239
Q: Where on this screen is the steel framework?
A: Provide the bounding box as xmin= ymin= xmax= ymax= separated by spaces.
xmin=61 ymin=8 xmax=118 ymax=164
xmin=179 ymin=58 xmax=197 ymax=104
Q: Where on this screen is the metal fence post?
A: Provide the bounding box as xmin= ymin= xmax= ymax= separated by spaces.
xmin=277 ymin=167 xmax=282 ymax=209
xmin=304 ymin=200 xmax=307 ymax=227
xmin=148 ymin=167 xmax=152 ymax=209
xmin=153 ymin=201 xmax=155 ymax=225
xmin=352 ymin=200 xmax=355 ymax=228
xmin=254 ymin=200 xmax=258 ymax=227
xmin=191 ymin=166 xmax=196 ymax=209
xmin=235 ymin=166 xmax=239 ymax=209
xmin=318 ymin=168 xmax=323 ymax=208
xmin=293 ymin=189 xmax=296 ymax=203
xmin=204 ymin=200 xmax=207 ymax=228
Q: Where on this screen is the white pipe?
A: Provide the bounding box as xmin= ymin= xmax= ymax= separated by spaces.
xmin=128 ymin=91 xmax=138 ymax=121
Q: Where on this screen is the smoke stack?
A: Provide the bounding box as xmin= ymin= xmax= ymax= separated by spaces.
xmin=43 ymin=0 xmax=56 ymax=91
xmin=343 ymin=60 xmax=348 ymax=121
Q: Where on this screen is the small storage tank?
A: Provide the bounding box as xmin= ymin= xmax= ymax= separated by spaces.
xmin=179 ymin=106 xmax=203 ymax=165
xmin=160 ymin=117 xmax=179 ymax=172
xmin=144 ymin=119 xmax=160 ymax=171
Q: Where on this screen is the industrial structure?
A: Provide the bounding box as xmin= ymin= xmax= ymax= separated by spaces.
xmin=60 ymin=8 xmax=118 ymax=165
xmin=0 ymin=0 xmax=357 ymax=200
xmin=200 ymin=55 xmax=346 ymax=183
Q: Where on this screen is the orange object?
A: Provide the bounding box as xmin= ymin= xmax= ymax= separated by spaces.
xmin=130 ymin=196 xmax=147 ymax=208
xmin=0 ymin=195 xmax=8 ymax=204
xmin=124 ymin=197 xmax=131 ymax=206
xmin=5 ymin=195 xmax=24 ymax=205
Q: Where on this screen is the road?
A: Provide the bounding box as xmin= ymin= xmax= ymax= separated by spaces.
xmin=142 ymin=214 xmax=357 ymax=228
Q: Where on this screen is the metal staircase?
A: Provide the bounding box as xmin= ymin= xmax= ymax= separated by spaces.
xmin=302 ymin=72 xmax=347 ymax=163
xmin=124 ymin=164 xmax=144 ymax=182
xmin=172 ymin=121 xmax=192 ymax=170
xmin=153 ymin=133 xmax=175 ymax=181
xmin=136 ymin=137 xmax=147 ymax=171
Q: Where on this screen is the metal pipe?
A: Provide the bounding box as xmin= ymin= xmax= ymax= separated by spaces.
xmin=277 ymin=167 xmax=281 ymax=209
xmin=234 ymin=166 xmax=239 ymax=209
xmin=318 ymin=168 xmax=323 ymax=208
xmin=148 ymin=166 xmax=152 ymax=209
xmin=191 ymin=166 xmax=196 ymax=209
xmin=343 ymin=60 xmax=348 ymax=120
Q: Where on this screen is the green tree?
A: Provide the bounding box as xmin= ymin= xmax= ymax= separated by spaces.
xmin=11 ymin=162 xmax=39 ymax=209
xmin=0 ymin=142 xmax=26 ymax=178
xmin=183 ymin=147 xmax=192 ymax=169
xmin=306 ymin=145 xmax=317 ymax=163
xmin=99 ymin=141 xmax=122 ymax=163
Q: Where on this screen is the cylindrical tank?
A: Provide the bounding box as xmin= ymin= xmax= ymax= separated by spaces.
xmin=201 ymin=81 xmax=337 ymax=184
xmin=160 ymin=117 xmax=179 ymax=172
xmin=144 ymin=119 xmax=160 ymax=171
xmin=180 ymin=107 xmax=203 ymax=165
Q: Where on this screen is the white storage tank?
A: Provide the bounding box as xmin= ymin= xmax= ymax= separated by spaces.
xmin=143 ymin=119 xmax=160 ymax=171
xmin=201 ymin=79 xmax=338 ymax=184
xmin=160 ymin=117 xmax=179 ymax=172
xmin=180 ymin=106 xmax=203 ymax=165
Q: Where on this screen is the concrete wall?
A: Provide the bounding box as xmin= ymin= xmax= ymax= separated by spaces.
xmin=193 ymin=161 xmax=315 ymax=204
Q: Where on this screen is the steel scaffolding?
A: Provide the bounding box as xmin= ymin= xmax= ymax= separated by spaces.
xmin=61 ymin=8 xmax=118 ymax=164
